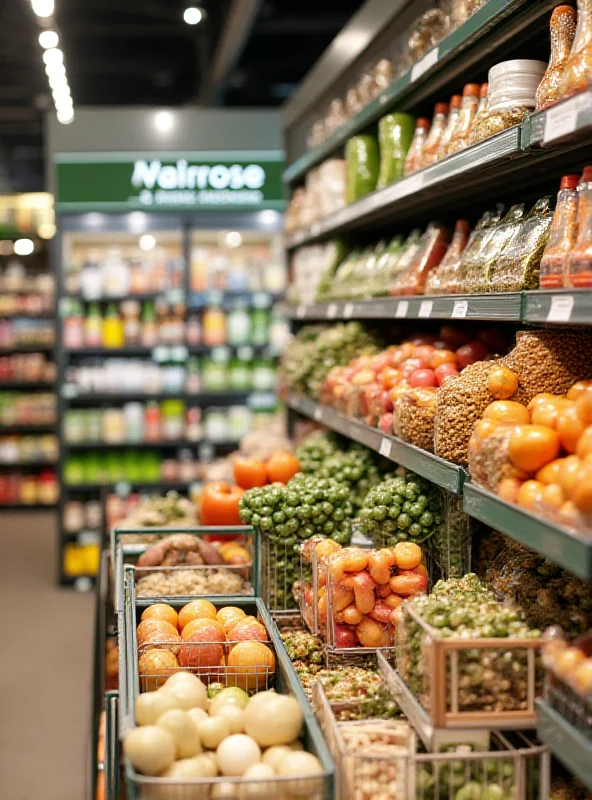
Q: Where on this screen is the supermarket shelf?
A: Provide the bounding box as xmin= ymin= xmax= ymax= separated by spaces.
xmin=0 ymin=345 xmax=54 ymax=354
xmin=63 ymin=345 xmax=277 ymax=359
xmin=0 ymin=381 xmax=55 ymax=391
xmin=287 ymin=393 xmax=465 ymax=493
xmin=284 ymin=0 xmax=551 ymax=183
xmin=61 ymin=390 xmax=274 ymax=406
xmin=286 ymin=127 xmax=523 ymax=248
xmin=0 ymin=503 xmax=57 ymax=510
xmin=286 ymin=293 xmax=522 ymax=322
xmin=526 ymin=87 xmax=592 ymax=148
xmin=0 ymin=423 xmax=56 ymax=434
xmin=0 ymin=460 xmax=56 ymax=467
xmin=536 ymin=699 xmax=592 ymax=791
xmin=63 ymin=481 xmax=195 ymax=493
xmin=0 ymin=311 xmax=55 ymax=320
xmin=188 ymin=290 xmax=284 ymax=309
xmin=63 ymin=292 xmax=178 ymax=302
xmin=523 ymin=289 xmax=592 ymax=325
xmin=63 ymin=440 xmax=239 ymax=451
xmin=463 ymin=482 xmax=592 ymax=580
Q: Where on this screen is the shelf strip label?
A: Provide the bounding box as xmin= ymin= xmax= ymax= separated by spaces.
xmin=395 ymin=300 xmax=409 ymax=318
xmin=452 ymin=299 xmax=469 ymax=318
xmin=418 ymin=300 xmax=433 ymax=319
xmin=547 ymin=294 xmax=574 ymax=322
xmin=410 ymin=47 xmax=439 ymax=82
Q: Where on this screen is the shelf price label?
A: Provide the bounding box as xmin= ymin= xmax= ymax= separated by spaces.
xmin=310 ymin=222 xmax=322 ymax=237
xmin=379 ymin=437 xmax=392 ymax=458
xmin=296 ymin=305 xmax=306 ymax=319
xmin=543 ymin=100 xmax=578 ymax=144
xmin=343 ymin=303 xmax=355 ymax=319
xmin=115 ymin=481 xmax=131 ymax=497
xmin=62 ymin=384 xmax=78 ymax=399
xmin=326 ymin=303 xmax=338 ymax=319
xmin=418 ymin=300 xmax=433 ymax=318
xmin=313 ymin=407 xmax=324 ymax=422
xmin=410 ymin=47 xmax=439 ymax=83
xmin=547 ymin=294 xmax=574 ymax=322
xmin=395 ymin=300 xmax=409 ymax=318
xmin=452 ymin=300 xmax=469 ymax=319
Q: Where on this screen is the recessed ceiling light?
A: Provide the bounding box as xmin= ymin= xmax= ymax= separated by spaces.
xmin=31 ymin=0 xmax=55 ymax=17
xmin=139 ymin=234 xmax=156 ymax=251
xmin=43 ymin=47 xmax=63 ymax=66
xmin=39 ymin=30 xmax=59 ymax=49
xmin=14 ymin=239 xmax=35 ymax=256
xmin=183 ymin=6 xmax=203 ymax=24
xmin=225 ymin=231 xmax=242 ymax=248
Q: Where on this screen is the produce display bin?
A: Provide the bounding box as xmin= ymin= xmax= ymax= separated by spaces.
xmin=118 ymin=565 xmax=335 ymax=800
xmin=260 ymin=533 xmax=301 ymax=611
xmin=111 ymin=525 xmax=257 ymax=612
xmin=395 ymin=602 xmax=543 ymax=730
xmin=103 ymin=690 xmax=120 ymax=800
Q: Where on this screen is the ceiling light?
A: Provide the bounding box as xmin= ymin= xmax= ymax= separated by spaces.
xmin=57 ymin=107 xmax=75 ymax=125
xmin=39 ymin=30 xmax=59 ymax=49
xmin=225 ymin=231 xmax=242 ymax=248
xmin=139 ymin=234 xmax=156 ymax=251
xmin=49 ymin=72 xmax=67 ymax=88
xmin=14 ymin=239 xmax=35 ymax=256
xmin=259 ymin=210 xmax=279 ymax=225
xmin=52 ymin=85 xmax=71 ymax=102
xmin=43 ymin=47 xmax=63 ymax=66
xmin=183 ymin=6 xmax=203 ymax=24
xmin=31 ymin=0 xmax=55 ymax=17
xmin=45 ymin=61 xmax=65 ymax=77
xmin=153 ymin=110 xmax=174 ymax=133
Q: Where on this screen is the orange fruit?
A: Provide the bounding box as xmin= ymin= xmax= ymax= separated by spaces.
xmin=559 ymin=455 xmax=581 ymax=495
xmin=233 ymin=457 xmax=268 ymax=490
xmin=517 ymin=480 xmax=545 ymax=510
xmin=266 ymin=452 xmax=301 ymax=484
xmin=576 ymin=393 xmax=592 ymax=425
xmin=178 ymin=599 xmax=218 ymax=631
xmin=227 ymin=641 xmax=276 ymax=691
xmin=136 ymin=619 xmax=181 ymax=653
xmin=569 ymin=463 xmax=592 ymax=513
xmin=216 ymin=606 xmax=247 ymax=633
xmin=483 ymin=400 xmax=530 ymax=425
xmin=392 ymin=541 xmax=422 ymax=570
xmin=535 ymin=459 xmax=564 ymax=485
xmin=473 ymin=419 xmax=500 ymax=439
xmin=527 ymin=393 xmax=563 ymax=413
xmin=541 ymin=483 xmax=565 ymax=510
xmin=497 ymin=477 xmax=524 ymax=504
xmin=141 ymin=603 xmax=179 ymax=630
xmin=181 ymin=618 xmax=226 ymax=642
xmin=138 ymin=649 xmax=180 ymax=692
xmin=576 ymin=426 xmax=592 ymax=459
xmin=559 ymin=499 xmax=580 ymax=526
xmin=567 ymin=380 xmax=592 ymax=401
xmin=227 ymin=617 xmax=269 ymax=646
xmin=557 ymin=404 xmax=586 ymax=453
xmin=487 ymin=365 xmax=519 ymax=400
xmin=509 ymin=425 xmax=560 ymax=472
xmin=531 ymin=398 xmax=572 ymax=430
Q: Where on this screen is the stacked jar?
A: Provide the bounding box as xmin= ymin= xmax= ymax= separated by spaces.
xmin=470 ymin=60 xmax=547 ymax=146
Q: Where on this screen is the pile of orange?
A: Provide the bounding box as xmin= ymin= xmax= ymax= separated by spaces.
xmin=473 ymin=379 xmax=592 ymax=522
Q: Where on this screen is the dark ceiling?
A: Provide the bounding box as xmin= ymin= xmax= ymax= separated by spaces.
xmin=0 ymin=0 xmax=363 ymax=192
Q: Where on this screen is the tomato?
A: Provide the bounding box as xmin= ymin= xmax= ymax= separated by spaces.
xmin=413 ymin=345 xmax=436 ymax=363
xmin=379 ymin=368 xmax=403 ymax=390
xmin=483 ymin=400 xmax=530 ymax=426
xmin=557 ymin=404 xmax=586 ymax=452
xmin=478 ymin=327 xmax=507 ymax=353
xmin=266 ymin=452 xmax=300 ymax=484
xmin=409 ymin=368 xmax=438 ymax=388
xmin=487 ymin=366 xmax=519 ymax=400
xmin=455 ymin=340 xmax=489 ymax=369
xmin=200 ymin=481 xmax=245 ymax=526
xmin=233 ymin=457 xmax=268 ymax=490
xmin=516 ymin=480 xmax=545 ymax=510
xmin=401 ymin=358 xmax=430 ymax=379
xmin=439 ymin=325 xmax=474 ymax=350
xmin=392 ymin=542 xmax=422 ymax=570
xmin=434 ymin=362 xmax=459 ymax=386
xmin=370 ymin=352 xmax=392 ymax=374
xmin=509 ymin=425 xmax=561 ymax=472
xmin=409 ymin=334 xmax=438 ymax=346
xmin=429 ymin=349 xmax=457 ymax=369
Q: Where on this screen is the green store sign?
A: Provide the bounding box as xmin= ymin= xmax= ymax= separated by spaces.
xmin=55 ymin=151 xmax=285 ymax=212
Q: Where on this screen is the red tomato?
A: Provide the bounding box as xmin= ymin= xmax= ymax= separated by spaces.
xmin=233 ymin=458 xmax=268 ymax=490
xmin=379 ymin=368 xmax=403 ymax=390
xmin=200 ymin=482 xmax=245 ymax=526
xmin=402 ymin=358 xmax=430 ymax=379
xmin=409 ymin=334 xmax=438 ymax=345
xmin=379 ymin=412 xmax=393 ymax=434
xmin=409 ymin=368 xmax=438 ymax=388
xmin=479 ymin=327 xmax=507 ymax=353
xmin=371 ymin=352 xmax=392 ymax=374
xmin=456 ymin=340 xmax=489 ymax=369
xmin=434 ymin=362 xmax=459 ymax=385
xmin=413 ymin=345 xmax=436 ymax=363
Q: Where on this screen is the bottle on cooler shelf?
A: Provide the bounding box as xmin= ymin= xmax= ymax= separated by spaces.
xmin=103 ymin=303 xmax=124 ymax=348
xmin=84 ymin=302 xmax=103 ymax=347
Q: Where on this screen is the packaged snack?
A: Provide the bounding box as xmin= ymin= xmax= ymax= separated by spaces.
xmin=346 ymin=135 xmax=380 ymax=203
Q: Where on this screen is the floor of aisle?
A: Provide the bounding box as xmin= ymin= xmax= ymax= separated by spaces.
xmin=0 ymin=511 xmax=94 ymax=800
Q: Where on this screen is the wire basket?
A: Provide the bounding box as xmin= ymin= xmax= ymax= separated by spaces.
xmin=545 ymin=674 xmax=592 ymax=741
xmin=260 ymin=534 xmax=301 ymax=611
xmin=395 ymin=602 xmax=544 ymax=729
xmin=112 ymin=526 xmax=257 ymax=612
xmin=118 ymin=566 xmax=335 ymax=800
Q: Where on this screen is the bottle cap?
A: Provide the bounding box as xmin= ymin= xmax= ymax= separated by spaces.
xmin=463 ymin=83 xmax=480 ymax=97
xmin=560 ymin=174 xmax=581 ymax=190
xmin=434 ymin=102 xmax=449 ymax=115
xmin=455 ymin=220 xmax=471 ymax=235
xmin=449 ymin=94 xmax=462 ymax=109
xmin=489 ymin=60 xmax=547 ymax=80
xmin=416 ymin=118 xmax=431 ymax=129
xmin=582 ymin=167 xmax=592 ymax=182
xmin=480 ymin=83 xmax=488 ymax=97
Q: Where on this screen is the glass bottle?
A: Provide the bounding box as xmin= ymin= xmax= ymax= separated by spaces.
xmin=103 ymin=303 xmax=124 ymax=348
xmin=421 ymin=103 xmax=449 ymax=167
xmin=403 ymin=118 xmax=430 ymax=176
xmin=425 ymin=220 xmax=471 ymax=294
xmin=141 ymin=301 xmax=158 ymax=347
xmin=467 ymin=83 xmax=489 ymax=144
xmin=84 ymin=302 xmax=103 ymax=347
xmin=447 ymin=83 xmax=480 ymax=155
xmin=560 ymin=0 xmax=592 ymax=99
xmin=437 ymin=95 xmax=462 ymax=160
xmin=536 ymin=6 xmax=578 ymax=111
xmin=540 ymin=174 xmax=580 ymax=288
xmin=566 ymin=166 xmax=592 ymax=287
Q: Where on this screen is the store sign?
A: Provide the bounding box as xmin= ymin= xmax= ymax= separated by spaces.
xmin=55 ymin=151 xmax=285 ymax=212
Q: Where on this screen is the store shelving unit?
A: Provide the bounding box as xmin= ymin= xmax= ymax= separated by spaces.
xmin=282 ymin=0 xmax=592 ymax=790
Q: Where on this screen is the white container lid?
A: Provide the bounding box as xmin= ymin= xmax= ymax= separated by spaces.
xmin=491 ymin=73 xmax=544 ymax=89
xmin=489 ymin=95 xmax=536 ymax=111
xmin=489 ymin=59 xmax=547 ymax=80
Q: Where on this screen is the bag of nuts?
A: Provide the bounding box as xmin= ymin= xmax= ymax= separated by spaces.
xmin=394 ymin=387 xmax=437 ymax=453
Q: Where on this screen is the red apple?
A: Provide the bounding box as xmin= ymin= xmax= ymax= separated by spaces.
xmin=409 ymin=368 xmax=438 ymax=388
xmin=434 ymin=363 xmax=459 ymax=386
xmin=379 ymin=412 xmax=394 ymax=434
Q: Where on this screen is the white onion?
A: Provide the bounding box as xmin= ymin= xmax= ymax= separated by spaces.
xmin=156 ymin=709 xmax=202 ymax=758
xmin=276 ymin=751 xmax=323 ymax=797
xmin=261 ymin=745 xmax=292 ymax=772
xmin=216 ymin=734 xmax=261 ymax=776
xmin=240 ymin=762 xmax=276 ymax=799
xmin=135 ymin=690 xmax=178 ymax=726
xmin=212 ymin=704 xmax=245 ymax=734
xmin=197 ymin=716 xmax=230 ymax=749
xmin=186 ymin=707 xmax=208 ymax=727
xmin=158 ymin=757 xmax=213 ymax=800
xmin=210 ymin=782 xmax=239 ymax=799
xmin=160 ymin=679 xmax=208 ymax=711
xmin=243 ymin=691 xmax=303 ymax=747
xmin=123 ymin=725 xmax=176 ymax=775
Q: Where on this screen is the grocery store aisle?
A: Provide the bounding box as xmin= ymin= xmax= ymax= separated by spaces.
xmin=0 ymin=512 xmax=94 ymax=800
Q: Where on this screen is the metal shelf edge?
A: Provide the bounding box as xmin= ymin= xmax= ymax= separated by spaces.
xmin=536 ymin=699 xmax=592 ymax=791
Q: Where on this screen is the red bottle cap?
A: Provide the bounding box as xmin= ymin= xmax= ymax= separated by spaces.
xmin=582 ymin=167 xmax=592 ymax=182
xmin=463 ymin=83 xmax=480 ymax=97
xmin=416 ymin=118 xmax=431 ymax=129
xmin=455 ymin=220 xmax=471 ymax=235
xmin=449 ymin=94 xmax=462 ymax=109
xmin=560 ymin=174 xmax=581 ymax=190
xmin=480 ymin=83 xmax=488 ymax=97
xmin=434 ymin=102 xmax=449 ymax=115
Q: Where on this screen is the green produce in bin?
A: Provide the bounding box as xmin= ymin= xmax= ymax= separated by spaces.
xmin=346 ymin=134 xmax=380 ymax=204
xmin=377 ymin=112 xmax=415 ymax=189
xmin=106 ymin=451 xmax=125 ymax=483
xmin=85 ymin=452 xmax=105 ymax=484
xmin=64 ymin=455 xmax=85 ymax=484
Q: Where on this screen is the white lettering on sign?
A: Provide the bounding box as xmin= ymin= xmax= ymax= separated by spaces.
xmin=131 ymin=160 xmax=266 ymax=192
xmin=547 ymin=294 xmax=574 ymax=322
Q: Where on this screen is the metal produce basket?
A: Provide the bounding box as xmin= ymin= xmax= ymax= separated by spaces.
xmin=118 ymin=565 xmax=335 ymax=800
xmin=111 ymin=525 xmax=258 ymax=612
xmin=260 ymin=534 xmax=301 ymax=611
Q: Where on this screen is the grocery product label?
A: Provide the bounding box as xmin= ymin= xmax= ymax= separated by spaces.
xmin=296 ymin=305 xmax=306 ymax=319
xmin=395 ymin=300 xmax=409 ymax=318
xmin=327 ymin=303 xmax=338 ymax=319
xmin=547 ymin=294 xmax=574 ymax=322
xmin=543 ymin=101 xmax=578 ymax=144
xmin=410 ymin=47 xmax=439 ymax=82
xmin=343 ymin=302 xmax=355 ymax=319
xmin=418 ymin=300 xmax=433 ymax=318
xmin=379 ymin=437 xmax=392 ymax=457
xmin=451 ymin=300 xmax=469 ymax=318
xmin=313 ymin=407 xmax=323 ymax=422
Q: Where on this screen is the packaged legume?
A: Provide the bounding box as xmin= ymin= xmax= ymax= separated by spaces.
xmin=391 ymin=222 xmax=451 ymax=295
xmin=559 ymin=0 xmax=592 ymax=99
xmin=535 ymin=6 xmax=578 ymax=111
xmin=466 ymin=204 xmax=526 ymax=293
xmin=394 ymin=387 xmax=437 ymax=452
xmin=425 ymin=219 xmax=470 ymax=294
xmin=456 ymin=206 xmax=505 ymax=292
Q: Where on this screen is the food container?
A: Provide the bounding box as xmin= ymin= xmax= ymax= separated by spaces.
xmin=566 ymin=166 xmax=592 ymax=287
xmin=559 ymin=0 xmax=592 ymax=99
xmin=117 ymin=570 xmax=335 ymax=800
xmin=346 ymin=136 xmax=379 ymax=204
xmin=377 ymin=113 xmax=415 ymax=188
xmin=394 ymin=388 xmax=437 ymax=452
xmin=540 ymin=174 xmax=580 ymax=288
xmin=535 ymin=5 xmax=578 ymax=111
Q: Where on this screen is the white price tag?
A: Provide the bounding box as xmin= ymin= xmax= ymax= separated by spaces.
xmin=411 ymin=48 xmax=439 ymax=82
xmin=544 ymin=101 xmax=578 ymax=143
xmin=395 ymin=300 xmax=409 ymax=318
xmin=547 ymin=294 xmax=574 ymax=322
xmin=78 ymin=531 xmax=100 ymax=546
xmin=310 ymin=222 xmax=322 ymax=237
xmin=343 ymin=302 xmax=355 ymax=319
xmin=74 ymin=577 xmax=93 ymax=592
xmin=296 ymin=304 xmax=306 ymax=319
xmin=452 ymin=300 xmax=469 ymax=319
xmin=379 ymin=437 xmax=392 ymax=458
xmin=327 ymin=303 xmax=338 ymax=319
xmin=418 ymin=300 xmax=433 ymax=318
xmin=62 ymin=384 xmax=78 ymax=399
xmin=171 ymin=345 xmax=188 ymax=362
xmin=313 ymin=407 xmax=323 ymax=422
xmin=152 ymin=346 xmax=169 ymax=363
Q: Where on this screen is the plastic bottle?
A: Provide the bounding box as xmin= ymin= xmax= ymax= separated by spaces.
xmin=103 ymin=303 xmax=124 ymax=348
xmin=425 ymin=220 xmax=471 ymax=294
xmin=560 ymin=0 xmax=592 ymax=99
xmin=566 ymin=167 xmax=592 ymax=287
xmin=377 ymin=113 xmax=416 ymax=188
xmin=540 ymin=174 xmax=580 ymax=288
xmin=536 ymin=6 xmax=578 ymax=110
xmin=447 ymin=83 xmax=480 ymax=155
xmin=437 ymin=95 xmax=462 ymax=160
xmin=467 ymin=83 xmax=489 ymax=144
xmin=403 ymin=118 xmax=431 ymax=176
xmin=141 ymin=301 xmax=158 ymax=347
xmin=421 ymin=103 xmax=449 ymax=167
xmin=84 ymin=302 xmax=103 ymax=347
